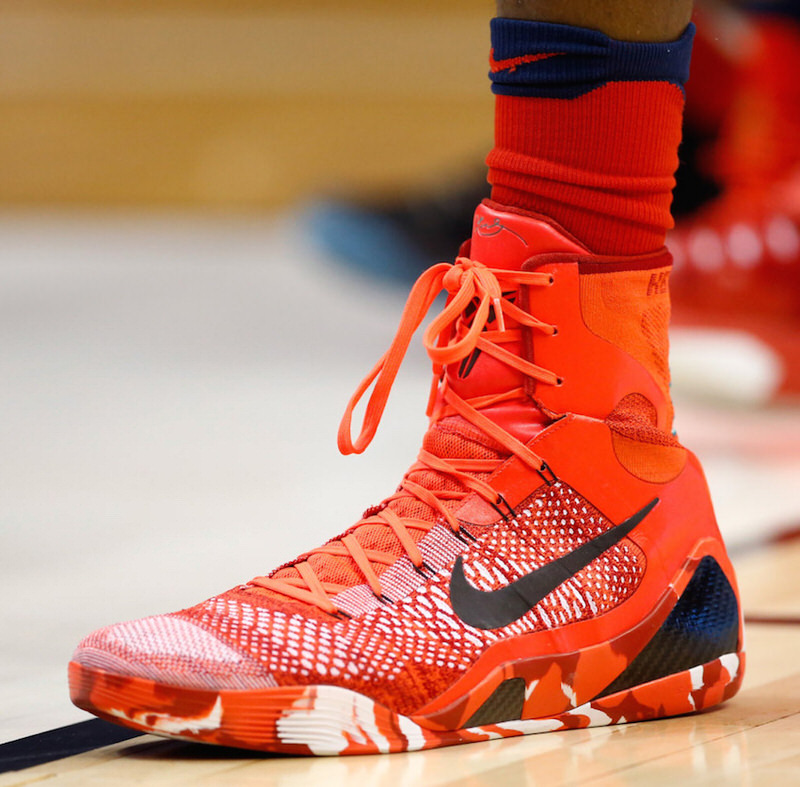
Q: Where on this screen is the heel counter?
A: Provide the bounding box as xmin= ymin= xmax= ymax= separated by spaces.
xmin=598 ymin=555 xmax=742 ymax=698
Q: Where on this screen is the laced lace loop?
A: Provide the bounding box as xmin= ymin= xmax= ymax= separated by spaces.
xmin=338 ymin=258 xmax=554 ymax=456
xmin=252 ymin=256 xmax=559 ymax=613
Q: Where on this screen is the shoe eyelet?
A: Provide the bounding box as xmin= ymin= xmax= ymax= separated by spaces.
xmin=556 ymin=377 xmax=564 ymax=387
xmin=548 ymin=275 xmax=555 ymax=286
xmin=551 ymin=326 xmax=559 ymax=336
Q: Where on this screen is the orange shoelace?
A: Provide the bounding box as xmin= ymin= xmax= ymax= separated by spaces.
xmin=252 ymin=257 xmax=559 ymax=614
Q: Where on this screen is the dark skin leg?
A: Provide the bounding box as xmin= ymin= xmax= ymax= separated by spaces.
xmin=496 ymin=0 xmax=694 ymax=42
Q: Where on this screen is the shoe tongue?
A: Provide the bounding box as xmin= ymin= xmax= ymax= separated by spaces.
xmin=268 ymin=417 xmax=504 ymax=593
xmin=443 ymin=203 xmax=584 ymax=436
xmin=387 ymin=415 xmax=507 ymax=520
xmin=469 ymin=202 xmax=584 ymax=270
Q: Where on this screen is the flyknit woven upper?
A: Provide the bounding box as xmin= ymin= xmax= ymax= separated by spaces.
xmin=76 ymin=480 xmax=645 ymax=715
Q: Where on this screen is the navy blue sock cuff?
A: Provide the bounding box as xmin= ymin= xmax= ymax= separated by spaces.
xmin=490 ymin=19 xmax=695 ymax=98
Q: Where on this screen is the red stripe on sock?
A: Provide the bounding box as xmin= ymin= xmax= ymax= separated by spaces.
xmin=489 ymin=49 xmax=564 ymax=74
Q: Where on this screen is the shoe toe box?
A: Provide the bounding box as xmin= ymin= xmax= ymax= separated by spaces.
xmin=72 ymin=614 xmax=276 ymax=690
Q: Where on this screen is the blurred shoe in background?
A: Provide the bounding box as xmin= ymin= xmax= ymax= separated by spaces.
xmin=668 ymin=12 xmax=800 ymax=404
xmin=305 ymin=176 xmax=489 ymax=283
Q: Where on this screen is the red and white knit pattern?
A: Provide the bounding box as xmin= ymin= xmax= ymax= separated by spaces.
xmin=73 ymin=482 xmax=645 ymax=712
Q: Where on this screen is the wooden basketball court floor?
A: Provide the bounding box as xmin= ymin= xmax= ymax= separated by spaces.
xmin=1 ymin=212 xmax=799 ymax=784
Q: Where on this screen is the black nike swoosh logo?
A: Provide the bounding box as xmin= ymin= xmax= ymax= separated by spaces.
xmin=449 ymin=497 xmax=658 ymax=630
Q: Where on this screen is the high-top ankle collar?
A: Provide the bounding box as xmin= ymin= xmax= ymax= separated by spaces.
xmin=443 ymin=203 xmax=674 ymax=441
xmin=468 ymin=201 xmax=588 ymax=270
xmin=522 ymin=249 xmax=674 ymax=432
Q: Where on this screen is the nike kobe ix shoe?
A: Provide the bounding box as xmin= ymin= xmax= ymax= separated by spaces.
xmin=69 ymin=202 xmax=744 ymax=754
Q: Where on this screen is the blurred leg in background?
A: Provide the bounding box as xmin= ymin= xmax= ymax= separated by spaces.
xmin=669 ymin=0 xmax=800 ymax=403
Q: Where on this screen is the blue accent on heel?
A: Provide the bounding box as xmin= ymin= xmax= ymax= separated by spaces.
xmin=598 ymin=555 xmax=740 ymax=698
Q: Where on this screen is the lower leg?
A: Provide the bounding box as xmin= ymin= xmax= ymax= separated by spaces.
xmin=496 ymin=0 xmax=693 ymax=42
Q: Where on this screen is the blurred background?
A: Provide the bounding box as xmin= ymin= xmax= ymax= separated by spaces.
xmin=0 ymin=0 xmax=491 ymax=208
xmin=2 ymin=0 xmax=799 ymax=746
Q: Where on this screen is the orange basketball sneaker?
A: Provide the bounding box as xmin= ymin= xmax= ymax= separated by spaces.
xmin=69 ymin=202 xmax=744 ymax=755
